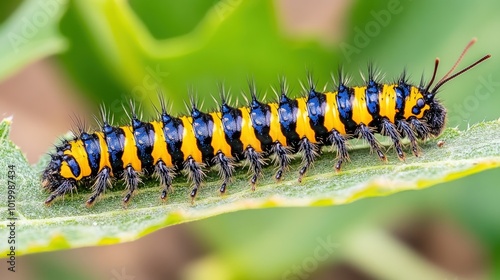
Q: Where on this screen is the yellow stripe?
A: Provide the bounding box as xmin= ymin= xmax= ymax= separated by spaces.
xmin=150 ymin=121 xmax=173 ymax=166
xmin=60 ymin=163 xmax=76 ymax=179
xmin=379 ymin=84 xmax=397 ymax=123
xmin=404 ymin=86 xmax=430 ymax=119
xmin=323 ymin=92 xmax=346 ymax=134
xmin=210 ymin=112 xmax=233 ymax=157
xmin=60 ymin=140 xmax=91 ymax=180
xmin=268 ymin=102 xmax=287 ymax=144
xmin=179 ymin=116 xmax=203 ymax=162
xmin=295 ymin=97 xmax=316 ymax=143
xmin=95 ymin=132 xmax=111 ymax=173
xmin=120 ymin=126 xmax=142 ymax=170
xmin=239 ymin=107 xmax=262 ymax=152
xmin=351 ymin=86 xmax=374 ymax=126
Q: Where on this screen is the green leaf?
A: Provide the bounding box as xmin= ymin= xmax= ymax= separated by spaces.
xmin=0 ymin=117 xmax=499 ymax=256
xmin=0 ymin=0 xmax=68 ymax=81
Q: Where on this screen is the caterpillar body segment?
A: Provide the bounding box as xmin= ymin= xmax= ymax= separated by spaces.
xmin=41 ymin=40 xmax=490 ymax=206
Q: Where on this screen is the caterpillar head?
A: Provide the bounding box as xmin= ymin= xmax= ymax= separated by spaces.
xmin=423 ymin=99 xmax=446 ymax=137
xmin=422 ymin=39 xmax=490 ymax=136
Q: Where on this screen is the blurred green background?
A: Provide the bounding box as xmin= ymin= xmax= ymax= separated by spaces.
xmin=0 ymin=0 xmax=499 ymax=279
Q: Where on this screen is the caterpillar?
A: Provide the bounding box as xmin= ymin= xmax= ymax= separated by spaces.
xmin=42 ymin=39 xmax=490 ymax=206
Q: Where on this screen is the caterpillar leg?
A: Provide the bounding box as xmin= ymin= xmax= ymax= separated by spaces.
xmin=244 ymin=146 xmax=264 ymax=191
xmin=273 ymin=141 xmax=292 ymax=181
xmin=213 ymin=150 xmax=235 ymax=194
xmin=184 ymin=156 xmax=205 ymax=203
xmin=298 ymin=137 xmax=319 ymax=183
xmin=154 ymin=160 xmax=175 ymax=200
xmin=86 ymin=167 xmax=111 ymax=206
xmin=409 ymin=117 xmax=430 ymax=140
xmin=357 ymin=124 xmax=386 ymax=162
xmin=123 ymin=165 xmax=141 ymax=204
xmin=380 ymin=118 xmax=405 ymax=161
xmin=44 ymin=179 xmax=77 ymax=205
xmin=397 ymin=119 xmax=420 ymax=156
xmin=328 ymin=129 xmax=349 ymax=171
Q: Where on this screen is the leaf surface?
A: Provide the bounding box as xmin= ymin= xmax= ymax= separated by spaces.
xmin=1 ymin=118 xmax=499 ymax=256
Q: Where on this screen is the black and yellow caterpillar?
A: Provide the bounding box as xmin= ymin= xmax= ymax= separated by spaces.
xmin=42 ymin=40 xmax=490 ymax=206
